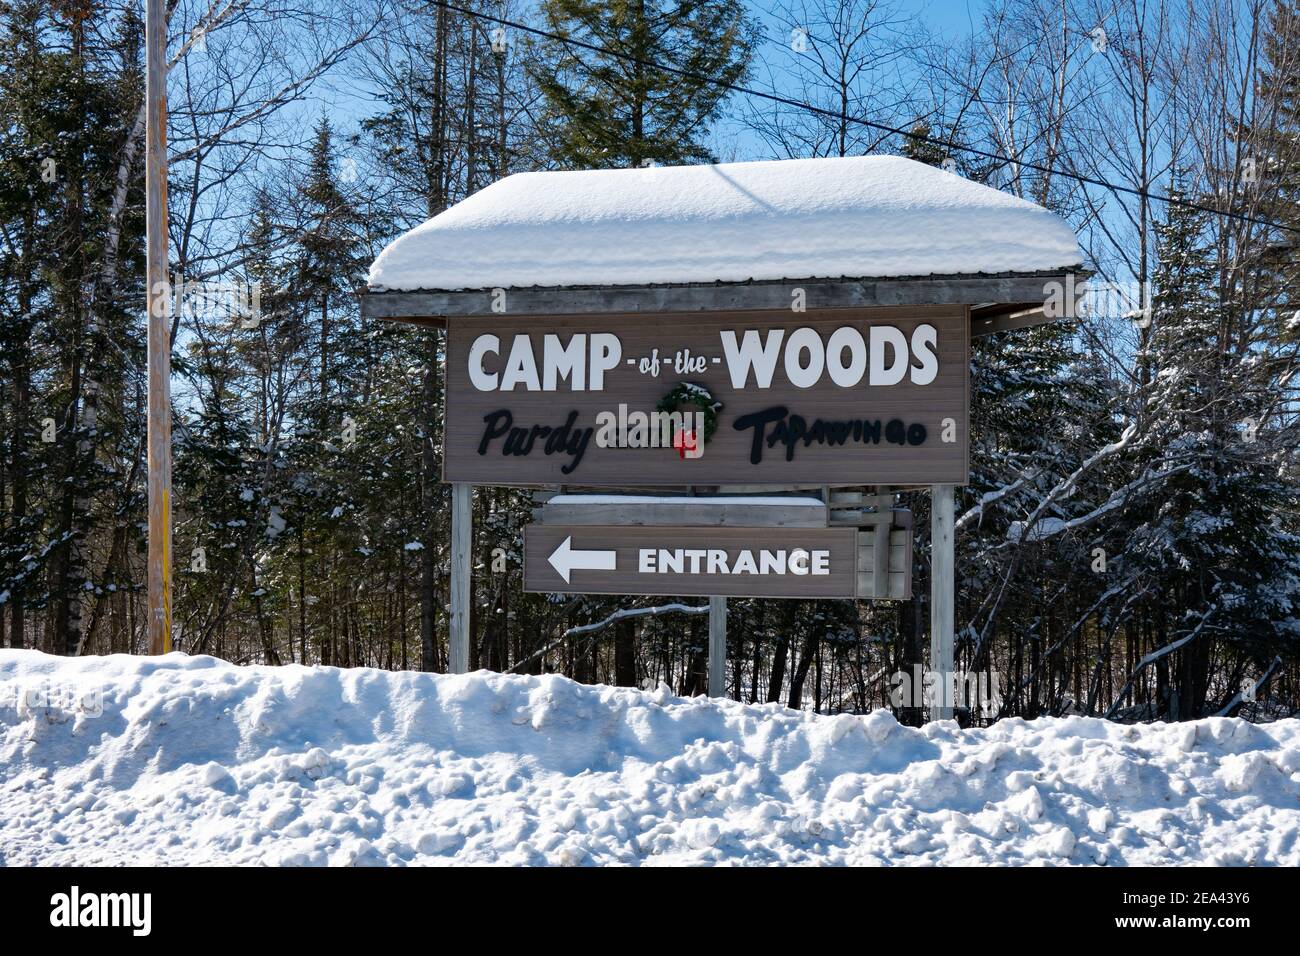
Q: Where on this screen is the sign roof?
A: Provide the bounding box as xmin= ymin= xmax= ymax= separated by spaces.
xmin=367 ymin=156 xmax=1083 ymax=292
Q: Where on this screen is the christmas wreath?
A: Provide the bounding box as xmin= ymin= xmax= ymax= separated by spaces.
xmin=656 ymin=382 xmax=723 ymax=443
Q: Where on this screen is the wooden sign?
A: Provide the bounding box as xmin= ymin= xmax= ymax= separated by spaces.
xmin=523 ymin=525 xmax=862 ymax=599
xmin=444 ymin=306 xmax=969 ymax=487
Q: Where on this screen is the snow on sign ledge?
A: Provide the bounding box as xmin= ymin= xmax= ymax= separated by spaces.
xmin=547 ymin=494 xmax=825 ymax=506
xmin=367 ymin=156 xmax=1084 ymax=292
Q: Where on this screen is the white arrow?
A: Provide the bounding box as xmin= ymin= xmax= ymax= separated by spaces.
xmin=548 ymin=536 xmax=616 ymax=583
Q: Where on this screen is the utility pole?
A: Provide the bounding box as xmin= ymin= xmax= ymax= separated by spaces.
xmin=145 ymin=0 xmax=172 ymax=654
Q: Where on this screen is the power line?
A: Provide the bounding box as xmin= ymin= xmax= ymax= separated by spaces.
xmin=424 ymin=0 xmax=1300 ymax=238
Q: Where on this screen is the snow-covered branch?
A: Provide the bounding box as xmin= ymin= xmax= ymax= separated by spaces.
xmin=1215 ymin=656 xmax=1284 ymax=717
xmin=955 ymin=468 xmax=1038 ymax=533
xmin=1104 ymin=608 xmax=1217 ymax=719
xmin=1002 ymin=462 xmax=1188 ymax=545
xmin=1008 ymin=422 xmax=1138 ymax=548
xmin=506 ymin=603 xmax=710 ymax=675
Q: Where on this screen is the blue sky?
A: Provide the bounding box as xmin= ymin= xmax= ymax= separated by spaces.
xmin=299 ymin=0 xmax=985 ymax=172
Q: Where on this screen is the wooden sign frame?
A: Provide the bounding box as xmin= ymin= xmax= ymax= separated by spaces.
xmin=443 ymin=306 xmax=970 ymax=487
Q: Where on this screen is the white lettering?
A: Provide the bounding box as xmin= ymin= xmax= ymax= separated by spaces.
xmin=910 ymin=324 xmax=938 ymax=385
xmin=500 ymin=335 xmax=541 ymax=390
xmin=826 ymin=326 xmax=867 ymax=387
xmin=784 ymin=327 xmax=825 ymax=388
xmin=543 ymin=334 xmax=586 ymax=390
xmin=468 ymin=334 xmax=500 ymax=391
xmin=590 ymin=333 xmax=621 ymax=390
xmin=634 ymin=547 xmax=834 ymax=576
xmin=869 ymin=325 xmax=908 ymax=386
xmin=720 ymin=329 xmax=784 ymax=388
xmin=469 ymin=333 xmax=620 ymax=391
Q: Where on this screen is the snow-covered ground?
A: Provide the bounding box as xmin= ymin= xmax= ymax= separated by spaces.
xmin=1 ymin=650 xmax=1296 ymax=866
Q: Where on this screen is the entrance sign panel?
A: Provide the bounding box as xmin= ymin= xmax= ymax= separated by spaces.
xmin=444 ymin=307 xmax=969 ymax=486
xmin=524 ymin=525 xmax=860 ymax=599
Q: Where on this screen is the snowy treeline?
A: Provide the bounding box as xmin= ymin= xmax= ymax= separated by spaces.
xmin=0 ymin=0 xmax=1296 ymax=722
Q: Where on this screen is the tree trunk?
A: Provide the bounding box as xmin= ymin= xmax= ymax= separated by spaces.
xmin=766 ymin=602 xmax=796 ymax=703
xmin=614 ymin=617 xmax=636 ymax=686
xmin=682 ymin=615 xmax=707 ymax=695
xmin=897 ymin=599 xmax=924 ymax=725
xmin=788 ymin=631 xmax=818 ymax=711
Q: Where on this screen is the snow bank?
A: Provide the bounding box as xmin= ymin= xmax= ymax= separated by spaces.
xmin=2 ymin=650 xmax=1296 ymax=866
xmin=368 ymin=156 xmax=1083 ymax=291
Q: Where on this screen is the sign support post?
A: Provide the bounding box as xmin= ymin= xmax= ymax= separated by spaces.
xmin=449 ymin=482 xmax=472 ymax=673
xmin=930 ymin=483 xmax=955 ymax=719
xmin=708 ymin=596 xmax=726 ymax=697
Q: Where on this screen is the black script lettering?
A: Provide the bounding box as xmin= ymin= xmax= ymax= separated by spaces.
xmin=561 ymin=419 xmax=594 ymax=475
xmin=544 ymin=414 xmax=570 ymax=455
xmin=477 ymin=409 xmax=594 ymax=474
xmin=733 ymin=407 xmax=928 ymax=464
xmin=782 ymin=415 xmax=808 ymax=461
xmin=526 ymin=424 xmax=552 ymax=454
xmin=478 ymin=410 xmax=513 ymax=455
xmin=733 ymin=406 xmax=789 ymax=465
xmin=503 ymin=427 xmax=529 ymax=455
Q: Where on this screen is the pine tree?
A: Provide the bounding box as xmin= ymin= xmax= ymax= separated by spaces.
xmin=0 ymin=1 xmax=146 ymax=654
xmin=530 ymin=0 xmax=758 ymax=168
xmin=900 ymin=121 xmax=951 ymax=168
xmin=1121 ymin=190 xmax=1300 ymax=718
xmin=1251 ymin=1 xmax=1300 ymax=311
xmin=0 ymin=0 xmax=54 ymax=649
xmin=298 ymin=118 xmax=367 ymax=415
xmin=287 ymin=121 xmax=370 ymax=663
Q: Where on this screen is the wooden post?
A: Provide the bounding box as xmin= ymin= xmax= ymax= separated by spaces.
xmin=930 ymin=483 xmax=955 ymax=719
xmin=449 ymin=482 xmax=472 ymax=673
xmin=145 ymin=0 xmax=172 ymax=655
xmin=872 ymin=520 xmax=890 ymax=599
xmin=708 ymin=596 xmax=726 ymax=697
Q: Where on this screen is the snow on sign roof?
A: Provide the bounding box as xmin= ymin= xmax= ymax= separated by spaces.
xmin=367 ymin=155 xmax=1083 ymax=292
